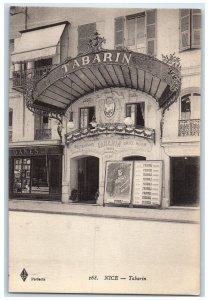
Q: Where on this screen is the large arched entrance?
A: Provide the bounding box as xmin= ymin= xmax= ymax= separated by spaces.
xmin=70 ymin=155 xmax=99 ymax=203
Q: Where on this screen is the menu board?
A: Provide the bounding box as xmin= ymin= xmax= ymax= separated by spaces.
xmin=133 ymin=161 xmax=163 ymax=206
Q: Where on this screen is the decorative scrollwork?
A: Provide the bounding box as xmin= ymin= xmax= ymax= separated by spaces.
xmin=65 ymin=123 xmax=155 ymax=145
xmin=24 ymin=76 xmax=64 ymax=123
xmin=162 ymin=52 xmax=181 ymax=93
xmin=78 ymin=31 xmax=106 ymax=55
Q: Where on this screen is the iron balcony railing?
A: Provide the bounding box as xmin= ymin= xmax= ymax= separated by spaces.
xmin=178 ymin=119 xmax=200 ymax=137
xmin=34 ymin=129 xmax=52 ymax=140
xmin=12 ymin=65 xmax=52 ymax=89
xmin=65 ymin=123 xmax=155 ymax=145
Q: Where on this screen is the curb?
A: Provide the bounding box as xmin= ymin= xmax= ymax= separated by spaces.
xmin=9 ymin=207 xmax=200 ymax=225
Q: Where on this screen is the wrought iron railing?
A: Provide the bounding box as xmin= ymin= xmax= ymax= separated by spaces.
xmin=13 ymin=65 xmax=52 ymax=88
xmin=34 ymin=128 xmax=52 ymax=140
xmin=178 ymin=119 xmax=200 ymax=136
xmin=65 ymin=123 xmax=155 ymax=144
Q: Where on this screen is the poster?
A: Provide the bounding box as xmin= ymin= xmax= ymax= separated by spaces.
xmin=133 ymin=161 xmax=163 ymax=206
xmin=104 ymin=161 xmax=133 ymax=204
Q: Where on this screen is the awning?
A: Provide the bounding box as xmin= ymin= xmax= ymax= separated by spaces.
xmin=24 ymin=49 xmax=181 ymax=122
xmin=11 ymin=23 xmax=67 ymax=63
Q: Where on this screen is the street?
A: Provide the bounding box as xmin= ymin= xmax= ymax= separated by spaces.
xmin=9 ymin=211 xmax=200 ymax=295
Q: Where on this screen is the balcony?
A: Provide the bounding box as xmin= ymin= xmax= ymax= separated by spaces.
xmin=12 ymin=65 xmax=52 ymax=91
xmin=65 ymin=123 xmax=155 ymax=145
xmin=178 ymin=119 xmax=200 ymax=137
xmin=34 ymin=129 xmax=52 ymax=140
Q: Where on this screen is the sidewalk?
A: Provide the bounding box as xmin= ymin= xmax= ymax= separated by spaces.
xmin=9 ymin=199 xmax=200 ymax=224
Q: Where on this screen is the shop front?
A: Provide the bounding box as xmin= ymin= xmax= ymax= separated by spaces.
xmin=9 ymin=145 xmax=63 ymax=200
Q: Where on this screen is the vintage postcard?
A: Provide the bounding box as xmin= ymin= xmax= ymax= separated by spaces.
xmin=8 ymin=5 xmax=201 ymax=295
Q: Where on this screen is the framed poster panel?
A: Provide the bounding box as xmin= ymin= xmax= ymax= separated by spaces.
xmin=104 ymin=161 xmax=133 ymax=204
xmin=133 ymin=160 xmax=163 ymax=206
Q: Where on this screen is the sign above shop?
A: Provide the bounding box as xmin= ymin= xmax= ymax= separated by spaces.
xmin=10 ymin=145 xmax=64 ymax=157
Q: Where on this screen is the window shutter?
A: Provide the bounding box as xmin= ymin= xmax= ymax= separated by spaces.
xmin=179 ymin=9 xmax=191 ymax=51
xmin=114 ymin=17 xmax=125 ymax=50
xmin=78 ymin=23 xmax=96 ymax=54
xmin=191 ymin=9 xmax=201 ymax=48
xmin=146 ymin=9 xmax=156 ymax=56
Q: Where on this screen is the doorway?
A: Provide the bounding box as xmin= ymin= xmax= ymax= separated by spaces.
xmin=170 ymin=157 xmax=200 ymax=206
xmin=77 ymin=156 xmax=99 ymax=203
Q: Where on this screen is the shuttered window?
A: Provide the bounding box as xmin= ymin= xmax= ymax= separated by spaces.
xmin=180 ymin=9 xmax=201 ymax=51
xmin=114 ymin=10 xmax=156 ymax=55
xmin=78 ymin=23 xmax=96 ymax=54
xmin=114 ymin=17 xmax=125 ymax=50
xmin=146 ymin=10 xmax=156 ymax=56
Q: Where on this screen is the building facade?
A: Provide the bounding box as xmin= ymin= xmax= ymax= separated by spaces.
xmin=9 ymin=7 xmax=201 ymax=207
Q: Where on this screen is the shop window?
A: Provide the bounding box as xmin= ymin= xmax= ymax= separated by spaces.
xmin=126 ymin=103 xmax=145 ymax=127
xmin=13 ymin=156 xmax=62 ymax=195
xmin=115 ymin=10 xmax=156 ymax=56
xmin=78 ymin=22 xmax=96 ymax=54
xmin=80 ymin=107 xmax=95 ymax=129
xmin=180 ymin=93 xmax=200 ymax=120
xmin=13 ymin=158 xmax=31 ymax=194
xmin=179 ymin=9 xmax=201 ymax=51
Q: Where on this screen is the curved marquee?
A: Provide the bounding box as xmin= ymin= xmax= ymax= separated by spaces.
xmin=25 ymin=50 xmax=181 ymax=120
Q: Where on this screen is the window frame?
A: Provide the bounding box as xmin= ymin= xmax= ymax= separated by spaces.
xmin=179 ymin=92 xmax=200 ymax=120
xmin=114 ymin=10 xmax=156 ymax=56
xmin=179 ymin=9 xmax=201 ymax=52
xmin=125 ymin=102 xmax=145 ymax=127
xmin=79 ymin=106 xmax=96 ymax=129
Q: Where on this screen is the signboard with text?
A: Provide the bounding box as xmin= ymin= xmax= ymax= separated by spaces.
xmin=133 ymin=161 xmax=163 ymax=206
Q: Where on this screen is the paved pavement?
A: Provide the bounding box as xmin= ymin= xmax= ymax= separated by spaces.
xmin=9 ymin=199 xmax=200 ymax=224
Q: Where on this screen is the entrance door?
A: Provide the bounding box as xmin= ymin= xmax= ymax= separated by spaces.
xmin=77 ymin=156 xmax=99 ymax=203
xmin=170 ymin=157 xmax=200 ymax=206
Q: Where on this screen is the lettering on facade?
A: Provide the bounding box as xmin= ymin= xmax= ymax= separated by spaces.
xmin=10 ymin=147 xmax=63 ymax=157
xmin=70 ymin=139 xmax=152 ymax=155
xmin=62 ymin=51 xmax=132 ymax=75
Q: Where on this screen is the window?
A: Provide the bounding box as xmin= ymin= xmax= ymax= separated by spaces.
xmin=34 ymin=114 xmax=51 ymax=140
xmin=180 ymin=93 xmax=200 ymax=120
xmin=115 ymin=10 xmax=156 ymax=56
xmin=179 ymin=9 xmax=201 ymax=51
xmin=9 ymin=109 xmax=13 ymax=127
xmin=13 ymin=156 xmax=62 ymax=195
xmin=78 ymin=23 xmax=96 ymax=54
xmin=126 ymin=103 xmax=145 ymax=127
xmin=9 ymin=108 xmax=13 ymax=142
xmin=80 ymin=107 xmax=95 ymax=129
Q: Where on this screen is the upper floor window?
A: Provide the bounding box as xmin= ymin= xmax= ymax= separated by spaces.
xmin=9 ymin=108 xmax=13 ymax=142
xmin=78 ymin=23 xmax=96 ymax=54
xmin=34 ymin=114 xmax=51 ymax=140
xmin=115 ymin=10 xmax=156 ymax=56
xmin=126 ymin=103 xmax=145 ymax=127
xmin=9 ymin=109 xmax=13 ymax=127
xmin=80 ymin=107 xmax=95 ymax=129
xmin=180 ymin=9 xmax=201 ymax=51
xmin=180 ymin=92 xmax=200 ymax=120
